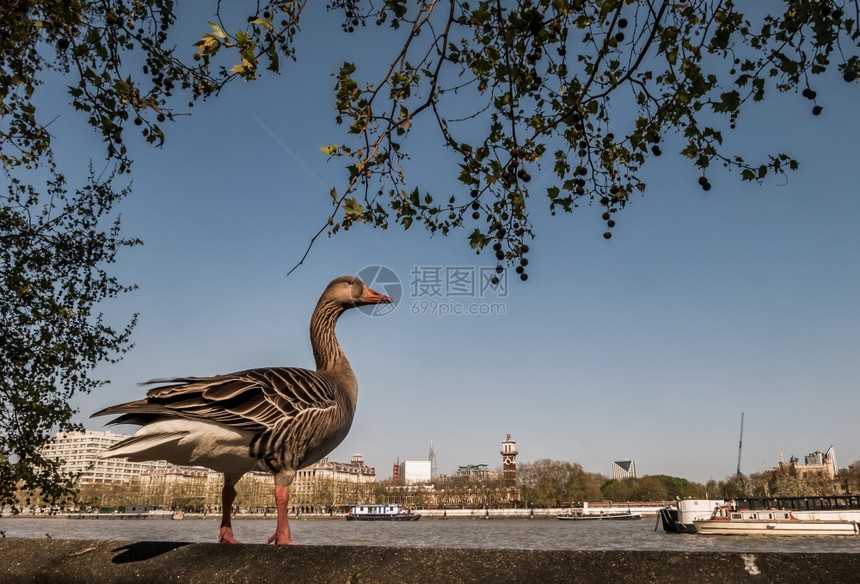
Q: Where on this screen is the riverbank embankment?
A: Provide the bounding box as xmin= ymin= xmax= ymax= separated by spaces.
xmin=2 ymin=538 xmax=859 ymax=583
xmin=2 ymin=504 xmax=667 ymax=521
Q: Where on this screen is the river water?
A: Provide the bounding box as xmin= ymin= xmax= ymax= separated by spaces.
xmin=2 ymin=517 xmax=858 ymax=553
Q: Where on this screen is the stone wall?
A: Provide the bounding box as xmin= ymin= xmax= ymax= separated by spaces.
xmin=2 ymin=538 xmax=859 ymax=583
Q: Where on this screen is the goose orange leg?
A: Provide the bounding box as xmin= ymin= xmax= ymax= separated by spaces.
xmin=218 ymin=484 xmax=240 ymax=544
xmin=267 ymin=485 xmax=296 ymax=545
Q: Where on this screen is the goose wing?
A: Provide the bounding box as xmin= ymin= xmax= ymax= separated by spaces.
xmin=92 ymin=367 xmax=337 ymax=433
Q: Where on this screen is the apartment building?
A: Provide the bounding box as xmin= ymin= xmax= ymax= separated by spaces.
xmin=41 ymin=430 xmax=169 ymax=484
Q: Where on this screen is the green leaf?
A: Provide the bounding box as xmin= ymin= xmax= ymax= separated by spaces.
xmin=251 ymin=17 xmax=274 ymax=31
xmin=344 ymin=197 xmax=365 ymax=217
xmin=207 ymin=21 xmax=227 ymax=39
xmin=468 ymin=228 xmax=490 ymax=249
xmin=266 ymin=43 xmax=280 ymax=73
xmin=713 ymin=90 xmax=740 ymax=113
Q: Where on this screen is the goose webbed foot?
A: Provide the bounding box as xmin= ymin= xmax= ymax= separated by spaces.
xmin=218 ymin=526 xmax=240 ymax=544
xmin=266 ymin=530 xmax=296 ymax=545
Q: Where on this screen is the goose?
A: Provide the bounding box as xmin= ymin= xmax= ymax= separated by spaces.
xmin=92 ymin=276 xmax=391 ymax=545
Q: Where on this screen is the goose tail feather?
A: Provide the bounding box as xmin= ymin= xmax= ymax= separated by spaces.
xmin=98 ymin=431 xmax=189 ymax=459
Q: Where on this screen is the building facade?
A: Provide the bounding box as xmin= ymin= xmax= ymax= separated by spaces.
xmin=612 ymin=459 xmax=637 ymax=480
xmin=41 ymin=430 xmax=377 ymax=512
xmin=138 ymin=465 xmax=213 ymax=509
xmin=138 ymin=455 xmax=378 ymax=512
xmin=429 ymin=441 xmax=438 ymax=479
xmin=457 ymin=464 xmax=492 ymax=481
xmin=291 ymin=454 xmax=377 ymax=511
xmin=398 ymin=460 xmax=432 ymax=484
xmin=779 ymin=446 xmax=838 ymax=480
xmin=41 ymin=430 xmax=169 ymax=485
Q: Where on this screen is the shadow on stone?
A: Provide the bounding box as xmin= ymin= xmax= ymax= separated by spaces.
xmin=111 ymin=541 xmax=190 ymax=564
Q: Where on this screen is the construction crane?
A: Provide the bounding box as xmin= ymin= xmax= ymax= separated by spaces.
xmin=736 ymin=412 xmax=745 ymax=476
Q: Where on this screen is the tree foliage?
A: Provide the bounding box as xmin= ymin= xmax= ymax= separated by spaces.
xmin=2 ymin=1 xmax=857 ymax=277
xmin=518 ymin=458 xmax=602 ymax=505
xmin=0 ymin=164 xmax=139 ymax=509
xmin=658 ymin=474 xmax=708 ymax=498
xmin=600 ymin=474 xmax=709 ymax=500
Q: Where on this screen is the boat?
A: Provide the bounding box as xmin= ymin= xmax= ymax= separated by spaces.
xmin=662 ymin=495 xmax=860 ymax=533
xmin=693 ymin=503 xmax=860 ymax=536
xmin=346 ymin=503 xmax=420 ymax=521
xmin=67 ymin=506 xmax=175 ymax=520
xmin=726 ymin=494 xmax=860 ymax=522
xmin=558 ymin=511 xmax=642 ymax=521
xmin=558 ymin=501 xmax=645 ymax=521
xmin=660 ymin=498 xmax=725 ymax=533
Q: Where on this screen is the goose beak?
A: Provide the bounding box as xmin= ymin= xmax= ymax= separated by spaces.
xmin=359 ymin=286 xmax=392 ymax=304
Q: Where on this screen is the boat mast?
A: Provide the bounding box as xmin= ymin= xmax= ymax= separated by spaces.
xmin=736 ymin=412 xmax=744 ymax=476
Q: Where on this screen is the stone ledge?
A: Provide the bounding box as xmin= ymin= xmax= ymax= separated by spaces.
xmin=1 ymin=538 xmax=859 ymax=584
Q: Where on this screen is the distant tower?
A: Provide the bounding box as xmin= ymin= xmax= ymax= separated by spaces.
xmin=825 ymin=445 xmax=837 ymax=477
xmin=612 ymin=459 xmax=637 ymax=480
xmin=428 ymin=440 xmax=437 ymax=479
xmin=392 ymin=457 xmax=400 ymax=480
xmin=500 ymin=434 xmax=518 ymax=486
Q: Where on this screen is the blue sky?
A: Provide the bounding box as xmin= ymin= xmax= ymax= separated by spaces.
xmin=41 ymin=7 xmax=860 ymax=484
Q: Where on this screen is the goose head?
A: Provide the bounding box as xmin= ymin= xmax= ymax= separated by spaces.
xmin=322 ymin=276 xmax=392 ymax=309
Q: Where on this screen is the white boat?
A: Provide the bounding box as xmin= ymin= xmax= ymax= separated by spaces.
xmin=693 ymin=504 xmax=860 ymax=536
xmin=790 ymin=509 xmax=860 ymax=522
xmin=660 ymin=498 xmax=725 ymax=533
xmin=558 ymin=501 xmax=659 ymax=521
xmin=346 ymin=503 xmax=420 ymax=521
xmin=67 ymin=507 xmax=175 ymax=520
xmin=663 ymin=495 xmax=860 ymax=534
xmin=558 ymin=511 xmax=642 ymax=521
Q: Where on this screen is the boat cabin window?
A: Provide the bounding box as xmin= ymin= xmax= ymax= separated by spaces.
xmin=731 ymin=513 xmax=742 ymax=519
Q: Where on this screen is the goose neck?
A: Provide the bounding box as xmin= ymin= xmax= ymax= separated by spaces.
xmin=310 ymin=300 xmax=348 ymax=373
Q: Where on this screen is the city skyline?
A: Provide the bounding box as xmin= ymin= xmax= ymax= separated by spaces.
xmin=44 ymin=428 xmax=846 ymax=486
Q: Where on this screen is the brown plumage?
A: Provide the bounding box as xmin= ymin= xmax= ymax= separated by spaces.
xmin=92 ymin=276 xmax=391 ymax=544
